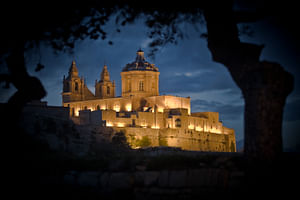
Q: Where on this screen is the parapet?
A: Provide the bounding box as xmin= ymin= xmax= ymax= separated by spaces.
xmin=191 ymin=112 xmax=219 ymax=122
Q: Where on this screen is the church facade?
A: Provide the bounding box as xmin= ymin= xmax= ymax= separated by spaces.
xmin=62 ymin=50 xmax=236 ymax=152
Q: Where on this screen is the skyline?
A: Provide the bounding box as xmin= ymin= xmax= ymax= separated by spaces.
xmin=0 ymin=16 xmax=299 ymax=152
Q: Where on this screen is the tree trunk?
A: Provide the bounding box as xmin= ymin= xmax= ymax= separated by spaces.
xmin=203 ymin=2 xmax=294 ymax=162
xmin=242 ymin=62 xmax=293 ymax=162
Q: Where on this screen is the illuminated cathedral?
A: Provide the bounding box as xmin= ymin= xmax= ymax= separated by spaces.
xmin=62 ymin=49 xmax=236 ymax=152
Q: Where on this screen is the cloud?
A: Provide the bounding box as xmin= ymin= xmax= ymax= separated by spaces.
xmin=160 ymin=68 xmax=238 ymax=95
xmin=141 ymin=38 xmax=153 ymax=49
xmin=174 ymin=69 xmax=211 ymax=77
xmin=191 ymin=99 xmax=244 ymax=121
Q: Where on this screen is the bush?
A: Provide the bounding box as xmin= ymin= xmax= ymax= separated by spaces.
xmin=112 ymin=131 xmax=128 ymax=147
xmin=136 ymin=136 xmax=151 ymax=148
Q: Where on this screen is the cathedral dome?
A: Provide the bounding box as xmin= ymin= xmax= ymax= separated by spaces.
xmin=122 ymin=49 xmax=159 ymax=72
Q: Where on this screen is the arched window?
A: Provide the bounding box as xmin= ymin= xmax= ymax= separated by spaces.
xmin=75 ymin=82 xmax=79 ymax=91
xmin=97 ymin=105 xmax=100 ymax=110
xmin=175 ymin=118 xmax=181 ymax=128
xmin=107 ymin=86 xmax=110 ymax=95
xmin=139 ymin=81 xmax=144 ymax=91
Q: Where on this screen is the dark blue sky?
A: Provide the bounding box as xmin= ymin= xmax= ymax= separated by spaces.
xmin=0 ymin=15 xmax=299 ymax=152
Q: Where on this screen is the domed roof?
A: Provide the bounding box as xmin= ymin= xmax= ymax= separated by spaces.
xmin=122 ymin=49 xmax=159 ymax=72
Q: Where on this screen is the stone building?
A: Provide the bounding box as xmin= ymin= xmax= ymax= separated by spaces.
xmin=62 ymin=49 xmax=236 ymax=152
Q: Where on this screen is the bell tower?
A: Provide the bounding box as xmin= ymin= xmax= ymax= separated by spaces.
xmin=95 ymin=64 xmax=116 ymax=98
xmin=62 ymin=60 xmax=85 ymax=103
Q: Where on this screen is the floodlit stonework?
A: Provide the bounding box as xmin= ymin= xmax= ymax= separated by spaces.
xmin=62 ymin=49 xmax=236 ymax=152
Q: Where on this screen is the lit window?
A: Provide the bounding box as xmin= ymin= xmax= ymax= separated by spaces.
xmin=139 ymin=81 xmax=144 ymax=91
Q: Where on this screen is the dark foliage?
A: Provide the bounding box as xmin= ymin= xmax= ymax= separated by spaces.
xmin=112 ymin=131 xmax=129 ymax=147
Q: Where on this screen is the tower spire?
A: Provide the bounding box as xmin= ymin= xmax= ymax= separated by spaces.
xmin=95 ymin=63 xmax=115 ymax=98
xmin=68 ymin=60 xmax=79 ymax=77
xmin=100 ymin=64 xmax=110 ymax=81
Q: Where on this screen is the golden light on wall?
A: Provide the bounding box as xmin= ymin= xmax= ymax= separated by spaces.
xmin=132 ymin=146 xmax=141 ymax=149
xmin=167 ymin=123 xmax=171 ymax=128
xmin=188 ymin=124 xmax=194 ymax=130
xmin=125 ymin=104 xmax=132 ymax=112
xmin=75 ymin=109 xmax=80 ymax=116
xmin=106 ymin=122 xmax=113 ymax=127
xmin=151 ymin=125 xmax=160 ymax=129
xmin=141 ymin=123 xmax=147 ymax=128
xmin=113 ymin=104 xmax=120 ymax=112
xmin=195 ymin=126 xmax=202 ymax=132
xmin=157 ymin=107 xmax=164 ymax=113
xmin=211 ymin=128 xmax=222 ymax=134
xmin=100 ymin=105 xmax=106 ymax=110
xmin=117 ymin=122 xmax=125 ymax=127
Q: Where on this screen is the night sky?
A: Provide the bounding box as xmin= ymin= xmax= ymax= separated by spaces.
xmin=0 ymin=14 xmax=299 ymax=152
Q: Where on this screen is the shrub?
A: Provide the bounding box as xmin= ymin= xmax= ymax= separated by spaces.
xmin=136 ymin=136 xmax=151 ymax=148
xmin=112 ymin=131 xmax=128 ymax=147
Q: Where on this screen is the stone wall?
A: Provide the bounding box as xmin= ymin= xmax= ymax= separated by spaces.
xmin=114 ymin=127 xmax=236 ymax=152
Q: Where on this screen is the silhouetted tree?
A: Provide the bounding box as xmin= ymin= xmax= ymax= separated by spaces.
xmin=0 ymin=1 xmax=296 ymax=165
xmin=112 ymin=131 xmax=129 ymax=148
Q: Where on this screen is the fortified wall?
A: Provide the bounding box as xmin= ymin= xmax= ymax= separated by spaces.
xmin=115 ymin=127 xmax=236 ymax=152
xmin=77 ymin=106 xmax=235 ymax=152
